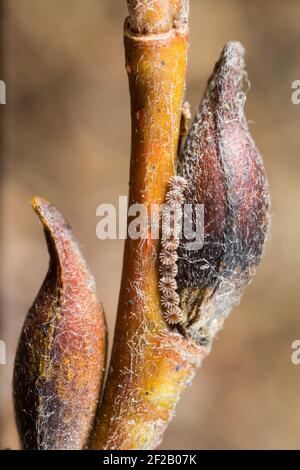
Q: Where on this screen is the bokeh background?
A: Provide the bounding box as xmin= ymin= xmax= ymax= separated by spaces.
xmin=1 ymin=0 xmax=300 ymax=450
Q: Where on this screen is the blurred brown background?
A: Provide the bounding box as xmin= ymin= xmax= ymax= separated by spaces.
xmin=0 ymin=0 xmax=300 ymax=450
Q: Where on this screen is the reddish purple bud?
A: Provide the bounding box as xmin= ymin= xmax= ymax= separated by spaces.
xmin=161 ymin=42 xmax=270 ymax=344
xmin=13 ymin=197 xmax=107 ymax=450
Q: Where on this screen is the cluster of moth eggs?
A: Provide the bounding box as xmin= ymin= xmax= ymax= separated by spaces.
xmin=159 ymin=175 xmax=188 ymax=326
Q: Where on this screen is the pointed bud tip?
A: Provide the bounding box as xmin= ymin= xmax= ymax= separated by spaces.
xmin=210 ymin=41 xmax=247 ymax=121
xmin=31 ymin=196 xmax=71 ymax=237
xmin=217 ymin=41 xmax=245 ymax=74
xmin=222 ymin=41 xmax=245 ymax=61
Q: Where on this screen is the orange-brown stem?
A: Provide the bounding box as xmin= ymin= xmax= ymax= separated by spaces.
xmin=89 ymin=6 xmax=208 ymax=450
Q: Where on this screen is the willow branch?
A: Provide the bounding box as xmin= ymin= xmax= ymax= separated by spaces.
xmin=89 ymin=0 xmax=204 ymax=451
xmin=90 ymin=1 xmax=270 ymax=451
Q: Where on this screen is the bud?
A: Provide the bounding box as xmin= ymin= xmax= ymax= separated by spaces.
xmin=13 ymin=197 xmax=107 ymax=450
xmin=159 ymin=42 xmax=270 ymax=345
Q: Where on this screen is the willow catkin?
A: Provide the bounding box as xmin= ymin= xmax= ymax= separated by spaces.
xmin=13 ymin=197 xmax=107 ymax=450
xmin=159 ymin=42 xmax=271 ymax=346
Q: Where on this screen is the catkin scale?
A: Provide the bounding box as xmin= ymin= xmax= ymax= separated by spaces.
xmin=165 ymin=189 xmax=185 ymax=206
xmin=159 ymin=177 xmax=187 ymax=325
xmin=158 ymin=276 xmax=177 ymax=296
xmin=161 ymin=235 xmax=180 ymax=251
xmin=13 ymin=198 xmax=107 ymax=450
xmin=159 ymin=262 xmax=178 ymax=278
xmin=164 ymin=305 xmax=184 ymax=325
